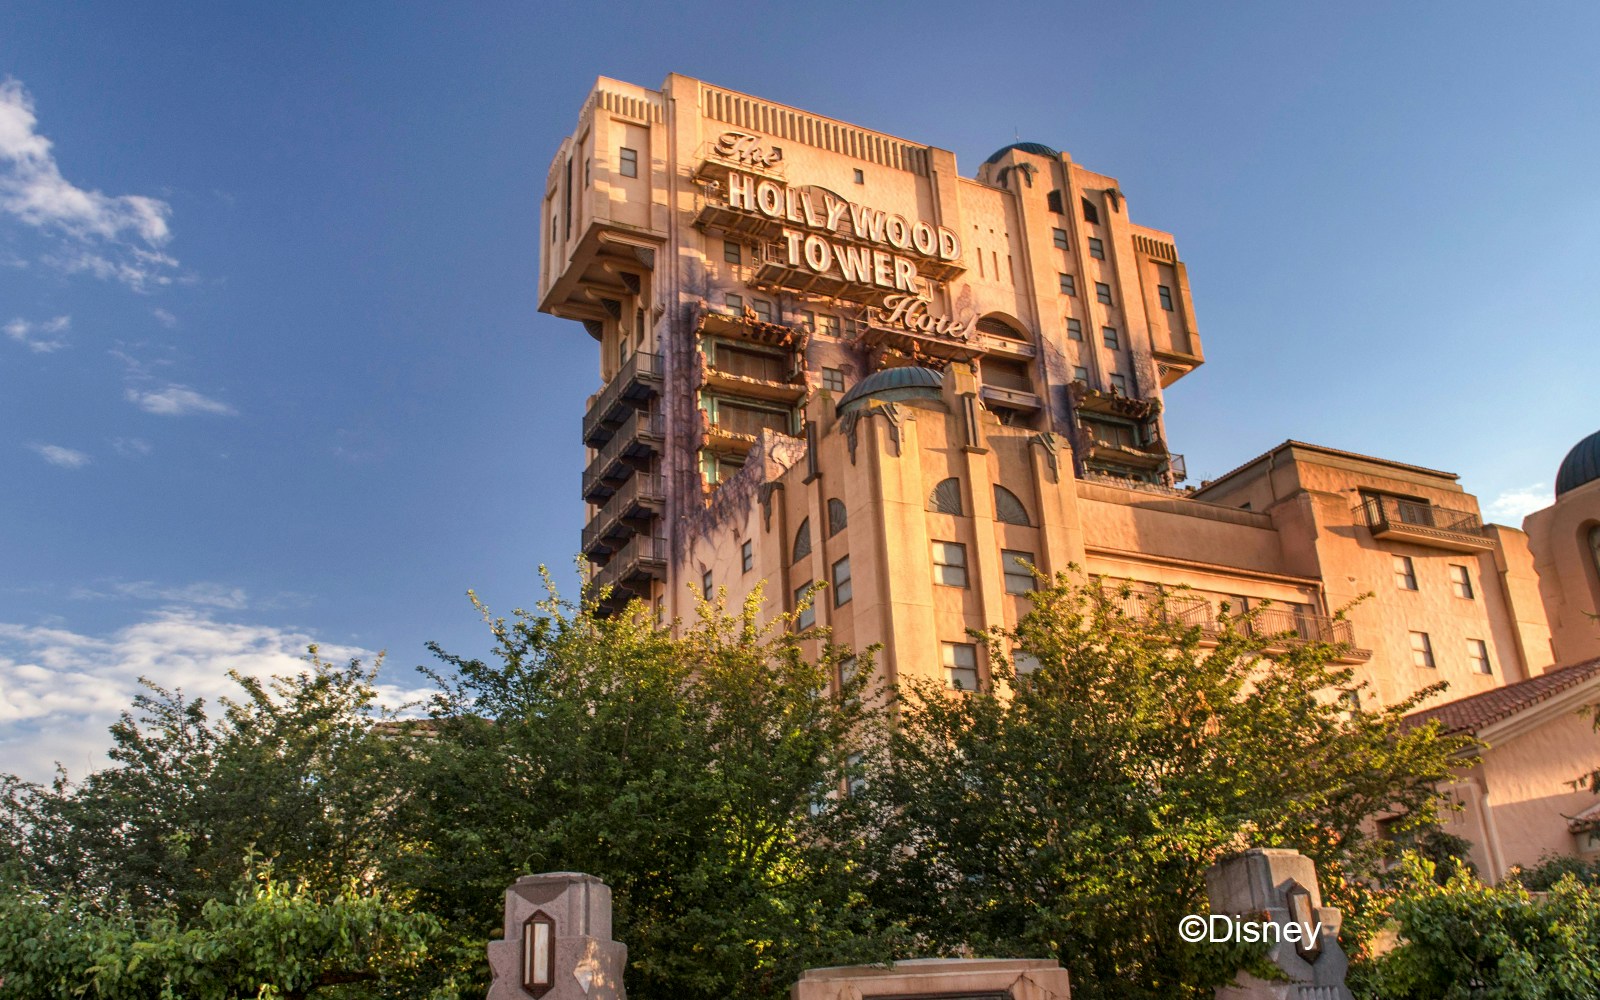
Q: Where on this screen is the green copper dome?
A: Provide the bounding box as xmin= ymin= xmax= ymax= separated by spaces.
xmin=836 ymin=366 xmax=944 ymax=415
xmin=1556 ymin=429 xmax=1600 ymax=497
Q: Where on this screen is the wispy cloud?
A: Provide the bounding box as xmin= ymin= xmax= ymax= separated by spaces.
xmin=125 ymin=384 xmax=236 ymax=416
xmin=28 ymin=443 xmax=90 ymax=468
xmin=0 ymin=610 xmax=428 ymax=784
xmin=4 ymin=314 xmax=69 ymax=353
xmin=0 ymin=78 xmax=177 ymax=291
xmin=1485 ymin=484 xmax=1552 ymax=523
xmin=111 ymin=436 xmax=152 ymax=457
xmin=151 ymin=307 xmax=176 ymax=328
xmin=70 ymin=579 xmax=251 ymax=611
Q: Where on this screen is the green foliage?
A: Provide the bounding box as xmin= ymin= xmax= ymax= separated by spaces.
xmin=1353 ymin=854 xmax=1600 ymax=999
xmin=1508 ymin=854 xmax=1600 ymax=891
xmin=0 ymin=867 xmax=445 ymax=1000
xmin=384 ymin=583 xmax=894 ymax=999
xmin=839 ymin=575 xmax=1473 ymax=1000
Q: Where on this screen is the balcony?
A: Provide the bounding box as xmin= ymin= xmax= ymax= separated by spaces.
xmin=582 ymin=351 xmax=664 ymax=446
xmin=591 ymin=532 xmax=668 ymax=594
xmin=582 ymin=408 xmax=664 ymax=503
xmin=582 ymin=473 xmax=666 ymax=561
xmin=1354 ymin=495 xmax=1493 ymax=553
xmin=979 ymin=383 xmax=1043 ymax=412
xmin=1108 ymin=591 xmax=1369 ymax=660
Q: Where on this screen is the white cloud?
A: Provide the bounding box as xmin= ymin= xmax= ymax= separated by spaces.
xmin=151 ymin=307 xmax=176 ymax=328
xmin=1485 ymin=484 xmax=1553 ymax=523
xmin=0 ymin=78 xmax=177 ymax=290
xmin=111 ymin=436 xmax=152 ymax=457
xmin=70 ymin=579 xmax=251 ymax=611
xmin=28 ymin=442 xmax=90 ymax=468
xmin=0 ymin=610 xmax=428 ymax=784
xmin=4 ymin=314 xmax=69 ymax=352
xmin=125 ymin=384 xmax=236 ymax=416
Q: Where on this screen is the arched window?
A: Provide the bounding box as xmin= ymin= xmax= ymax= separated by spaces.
xmin=828 ymin=498 xmax=848 ymax=537
xmin=928 ymin=478 xmax=964 ymax=516
xmin=793 ymin=518 xmax=812 ymax=562
xmin=976 ymin=316 xmax=1028 ymax=342
xmin=994 ymin=485 xmax=1031 ymax=526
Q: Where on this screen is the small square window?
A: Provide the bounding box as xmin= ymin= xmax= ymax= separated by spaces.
xmin=725 ymin=292 xmax=744 ymax=313
xmin=1109 ymin=373 xmax=1127 ymax=393
xmin=1072 ymin=366 xmax=1089 ymax=383
xmin=1467 ymin=638 xmax=1492 ymax=675
xmin=1095 ymin=282 xmax=1112 ymax=304
xmin=1052 ymin=228 xmax=1070 ymax=251
xmin=932 ymin=541 xmax=968 ymax=588
xmin=1002 ymin=550 xmax=1035 ymax=595
xmin=1158 ymin=284 xmax=1174 ymax=311
xmin=833 ymin=556 xmax=853 ymax=607
xmin=800 ymin=309 xmax=817 ymax=330
xmin=1102 ymin=326 xmax=1119 ymax=349
xmin=1067 ymin=318 xmax=1083 ymax=341
xmin=1410 ymin=631 xmax=1436 ymax=668
xmin=817 ymin=314 xmax=840 ymax=338
xmin=1082 ymin=198 xmax=1100 ymax=225
xmin=619 ymin=147 xmax=638 ymax=178
xmin=853 ymin=168 xmax=865 ymax=184
xmin=751 ymin=299 xmax=773 ymax=323
xmin=1394 ymin=555 xmax=1418 ymax=591
xmin=942 ymin=641 xmax=978 ymax=690
xmin=1047 ymin=189 xmax=1064 ymax=214
xmin=723 ymin=241 xmax=741 ymax=264
xmin=1088 ymin=237 xmax=1105 ymax=259
xmin=795 ymin=583 xmax=816 ymax=629
xmin=701 ymin=569 xmax=713 ymax=596
xmin=822 ymin=367 xmax=845 ymax=393
xmin=1013 ymin=650 xmax=1041 ymax=677
xmin=741 ymin=540 xmax=753 ymax=573
xmin=1058 ymin=273 xmax=1076 ymax=296
xmin=1449 ymin=564 xmax=1474 ymax=599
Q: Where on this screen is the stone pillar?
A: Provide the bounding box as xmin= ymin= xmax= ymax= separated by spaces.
xmin=1205 ymin=848 xmax=1352 ymax=1000
xmin=487 ymin=873 xmax=627 ymax=1000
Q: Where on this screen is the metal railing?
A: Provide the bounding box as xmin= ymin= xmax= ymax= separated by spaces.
xmin=592 ymin=534 xmax=667 ymax=590
xmin=582 ymin=408 xmax=664 ymax=497
xmin=1353 ymin=495 xmax=1486 ymax=537
xmin=582 ymin=351 xmax=663 ymax=445
xmin=1108 ymin=589 xmax=1357 ymax=648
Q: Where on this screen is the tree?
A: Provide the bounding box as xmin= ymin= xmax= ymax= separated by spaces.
xmin=838 ymin=575 xmax=1473 ymax=1000
xmin=383 ymin=584 xmax=894 ymax=999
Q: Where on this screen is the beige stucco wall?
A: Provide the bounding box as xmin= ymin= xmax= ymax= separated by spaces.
xmin=1526 ymin=478 xmax=1600 ymax=666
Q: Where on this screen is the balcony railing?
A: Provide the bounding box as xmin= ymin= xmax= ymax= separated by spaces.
xmin=582 ymin=408 xmax=664 ymax=501
xmin=582 ymin=351 xmax=663 ymax=446
xmin=582 ymin=472 xmax=665 ymax=561
xmin=1106 ymin=590 xmax=1362 ymax=653
xmin=592 ymin=533 xmax=668 ymax=592
xmin=1353 ymin=495 xmax=1492 ymax=552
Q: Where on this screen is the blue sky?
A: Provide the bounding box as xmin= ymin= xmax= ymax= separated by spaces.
xmin=2 ymin=2 xmax=1597 ymax=782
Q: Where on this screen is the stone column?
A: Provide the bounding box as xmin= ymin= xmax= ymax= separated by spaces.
xmin=487 ymin=873 xmax=627 ymax=1000
xmin=1205 ymin=848 xmax=1352 ymax=1000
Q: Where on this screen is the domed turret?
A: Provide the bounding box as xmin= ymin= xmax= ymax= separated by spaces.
xmin=983 ymin=141 xmax=1060 ymax=165
xmin=836 ymin=366 xmax=944 ymax=415
xmin=1556 ymin=429 xmax=1600 ymax=497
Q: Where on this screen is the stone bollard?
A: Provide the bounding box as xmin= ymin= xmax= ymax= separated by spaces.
xmin=1205 ymin=848 xmax=1352 ymax=1000
xmin=486 ymin=873 xmax=627 ymax=1000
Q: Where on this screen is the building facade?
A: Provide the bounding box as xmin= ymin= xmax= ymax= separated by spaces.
xmin=539 ymin=74 xmax=1600 ymax=878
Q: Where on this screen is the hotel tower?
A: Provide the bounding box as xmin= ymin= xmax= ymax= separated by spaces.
xmin=538 ymin=74 xmax=1600 ymax=880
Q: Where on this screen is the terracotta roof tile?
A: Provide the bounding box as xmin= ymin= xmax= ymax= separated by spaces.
xmin=1403 ymin=657 xmax=1600 ymax=736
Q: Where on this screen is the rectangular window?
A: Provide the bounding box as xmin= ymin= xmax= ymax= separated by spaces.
xmin=725 ymin=292 xmax=744 ymax=313
xmin=1467 ymin=638 xmax=1492 ymax=674
xmin=1047 ymin=189 xmax=1064 ymax=214
xmin=1410 ymin=631 xmax=1436 ymax=668
xmin=800 ymin=309 xmax=817 ymax=330
xmin=1449 ymin=564 xmax=1475 ymax=599
xmin=619 ymin=147 xmax=638 ymax=178
xmin=584 ymin=157 xmax=590 ymax=187
xmin=1058 ymin=273 xmax=1076 ymax=296
xmin=817 ymin=314 xmax=840 ymax=337
xmin=701 ymin=569 xmax=713 ymax=596
xmin=942 ymin=641 xmax=978 ymax=690
xmin=1002 ymin=550 xmax=1035 ymax=594
xmin=1095 ymin=282 xmax=1112 ymax=304
xmin=1109 ymin=373 xmax=1127 ymax=393
xmin=795 ymin=583 xmax=816 ymax=629
xmin=1158 ymin=284 xmax=1174 ymax=311
xmin=1394 ymin=555 xmax=1418 ymax=591
xmin=1073 ymin=366 xmax=1089 ymax=383
xmin=1067 ymin=318 xmax=1083 ymax=341
xmin=751 ymin=299 xmax=773 ymax=323
xmin=932 ymin=541 xmax=969 ymax=588
xmin=1088 ymin=236 xmax=1105 ymax=259
xmin=853 ymin=168 xmax=865 ymax=184
xmin=1014 ymin=650 xmax=1041 ymax=677
xmin=1102 ymin=326 xmax=1119 ymax=349
xmin=741 ymin=540 xmax=753 ymax=573
xmin=723 ymin=240 xmax=741 ymax=264
xmin=833 ymin=556 xmax=853 ymax=607
xmin=838 ymin=655 xmax=858 ymax=689
xmin=1052 ymin=228 xmax=1070 ymax=250
xmin=822 ymin=367 xmax=845 ymax=393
